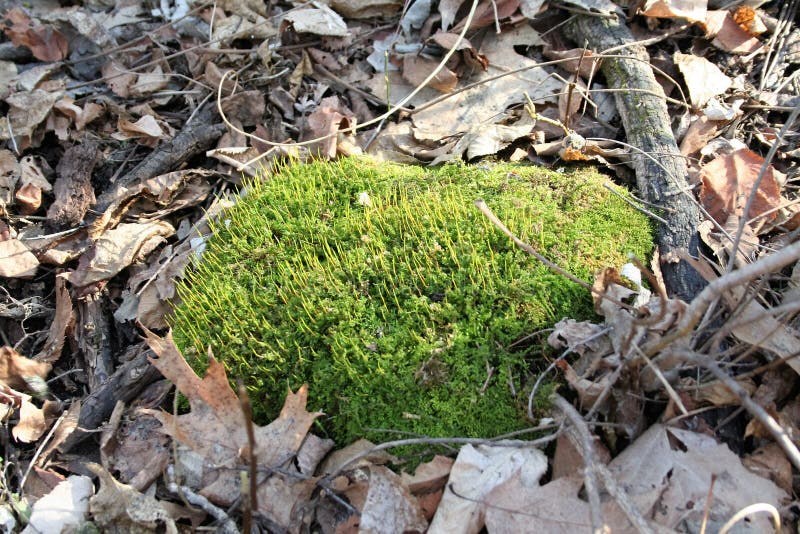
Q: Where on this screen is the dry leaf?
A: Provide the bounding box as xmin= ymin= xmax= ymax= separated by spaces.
xmin=702 ymin=10 xmax=762 ymax=55
xmin=283 ymin=6 xmax=349 ymax=37
xmin=674 ymin=52 xmax=731 ymax=109
xmin=429 ymin=444 xmax=548 ymax=533
xmin=64 ymin=221 xmax=174 ymax=288
xmin=360 ymin=466 xmax=428 ymax=533
xmin=699 ymin=148 xmax=782 ymax=232
xmin=0 ymin=346 xmax=50 ymax=392
xmin=332 ymin=0 xmax=402 ymax=18
xmin=0 ymin=89 xmax=62 ymax=149
xmin=0 ymin=8 xmax=69 ymax=62
xmin=412 ymin=25 xmax=561 ymax=143
xmin=21 ymin=475 xmax=93 ymax=534
xmin=0 ymin=237 xmax=39 ymax=278
xmin=34 ymin=276 xmax=73 ymax=364
xmin=402 ymin=55 xmax=458 ymax=94
xmin=142 ymin=330 xmax=323 ymax=530
xmin=13 ymin=399 xmax=59 ymax=443
xmin=87 ymin=463 xmax=177 ymax=533
xmin=640 ymin=0 xmax=706 ymax=23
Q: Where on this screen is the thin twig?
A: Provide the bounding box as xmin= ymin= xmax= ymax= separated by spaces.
xmin=678 ymin=350 xmax=800 ymax=471
xmin=551 ymin=394 xmax=606 ymax=534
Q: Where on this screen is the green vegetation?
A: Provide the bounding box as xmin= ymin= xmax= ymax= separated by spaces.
xmin=171 ymin=158 xmax=652 ymax=445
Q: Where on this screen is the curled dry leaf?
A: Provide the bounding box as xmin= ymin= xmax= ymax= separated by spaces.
xmin=64 ymin=221 xmax=174 ymax=288
xmin=86 ymin=463 xmax=177 ymax=533
xmin=13 ymin=399 xmax=59 ymax=443
xmin=640 ymin=0 xmax=706 ymax=23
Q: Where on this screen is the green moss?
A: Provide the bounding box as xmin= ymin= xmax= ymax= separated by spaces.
xmin=171 ymin=158 xmax=652 ymax=444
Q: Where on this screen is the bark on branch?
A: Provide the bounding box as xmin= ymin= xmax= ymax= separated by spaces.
xmin=564 ymin=15 xmax=706 ymax=301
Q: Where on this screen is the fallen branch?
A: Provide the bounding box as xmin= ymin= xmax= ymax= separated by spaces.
xmin=564 ymin=14 xmax=706 ymax=302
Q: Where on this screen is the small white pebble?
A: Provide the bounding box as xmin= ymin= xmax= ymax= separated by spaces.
xmin=357 ymin=191 xmax=372 ymax=207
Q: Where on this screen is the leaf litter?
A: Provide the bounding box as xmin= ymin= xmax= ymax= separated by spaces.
xmin=0 ymin=0 xmax=798 ymax=531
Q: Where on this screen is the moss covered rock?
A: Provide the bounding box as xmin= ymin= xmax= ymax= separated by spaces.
xmin=171 ymin=158 xmax=652 ymax=444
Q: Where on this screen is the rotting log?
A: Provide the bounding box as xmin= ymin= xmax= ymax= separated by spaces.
xmin=564 ymin=15 xmax=706 ymax=302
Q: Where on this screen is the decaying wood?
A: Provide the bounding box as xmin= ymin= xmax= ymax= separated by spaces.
xmin=47 ymin=140 xmax=99 ymax=227
xmin=59 ymin=343 xmax=162 ymax=452
xmin=95 ymin=104 xmax=226 ymax=212
xmin=564 ymin=15 xmax=707 ymax=302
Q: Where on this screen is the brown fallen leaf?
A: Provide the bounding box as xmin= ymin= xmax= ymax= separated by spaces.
xmin=64 ymin=221 xmax=174 ymax=288
xmin=699 ymin=148 xmax=782 ymax=233
xmin=34 ymin=275 xmax=73 ymax=364
xmin=142 ymin=329 xmax=323 ymax=530
xmin=0 ymin=346 xmax=51 ymax=391
xmin=87 ymin=463 xmax=177 ymax=533
xmin=702 ymin=10 xmax=762 ymax=55
xmin=0 ymin=8 xmax=69 ymax=62
xmin=13 ymin=398 xmax=60 ymax=443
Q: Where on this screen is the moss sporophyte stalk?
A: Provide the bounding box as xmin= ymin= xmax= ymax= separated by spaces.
xmin=171 ymin=158 xmax=653 ymax=445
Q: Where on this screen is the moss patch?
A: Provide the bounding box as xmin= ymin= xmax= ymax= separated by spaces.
xmin=171 ymin=158 xmax=652 ymax=444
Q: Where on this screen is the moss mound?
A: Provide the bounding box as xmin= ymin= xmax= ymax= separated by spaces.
xmin=171 ymin=158 xmax=652 ymax=444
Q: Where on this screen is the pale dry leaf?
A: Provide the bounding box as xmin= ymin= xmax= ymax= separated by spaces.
xmin=332 ymin=0 xmax=403 ymax=18
xmin=519 ymin=0 xmax=546 ymax=18
xmin=142 ymin=329 xmax=322 ymax=529
xmin=679 ymin=115 xmax=721 ymax=156
xmin=428 ymin=445 xmax=548 ymax=534
xmin=360 ymin=465 xmax=428 ymax=533
xmin=101 ymin=61 xmax=136 ymax=98
xmin=53 ymin=97 xmax=104 ymax=131
xmin=411 ymin=25 xmax=561 ymax=141
xmin=284 ymin=6 xmax=349 ymax=37
xmin=14 ymin=183 xmax=41 ymax=214
xmin=487 ymin=424 xmax=787 ymax=532
xmin=0 ymin=89 xmax=62 ymax=147
xmin=547 ymin=318 xmax=612 ymax=357
xmin=113 ymin=115 xmax=165 ymax=143
xmin=13 ymin=399 xmax=59 ymax=443
xmin=64 ymin=221 xmax=173 ymax=287
xmin=400 ymin=455 xmax=454 ymax=494
xmin=641 ymin=0 xmax=706 ymax=23
xmin=20 ymin=476 xmax=93 ymax=534
xmin=130 ymin=65 xmax=169 ymax=96
xmin=319 ymin=438 xmax=398 ymax=475
xmin=0 ymin=149 xmax=20 ymax=213
xmin=438 ymin=0 xmax=465 ymax=31
xmin=87 ymin=463 xmax=177 ymax=534
xmin=0 ymin=237 xmax=39 ymax=278
xmin=674 ymin=52 xmax=731 ymax=109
